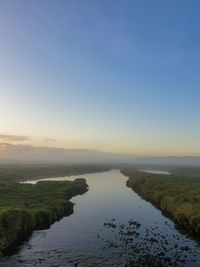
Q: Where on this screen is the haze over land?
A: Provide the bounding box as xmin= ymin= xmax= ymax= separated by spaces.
xmin=0 ymin=135 xmax=200 ymax=165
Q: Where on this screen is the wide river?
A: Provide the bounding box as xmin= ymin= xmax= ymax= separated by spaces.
xmin=1 ymin=170 xmax=200 ymax=266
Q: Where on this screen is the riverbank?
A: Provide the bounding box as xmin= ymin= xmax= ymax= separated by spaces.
xmin=2 ymin=169 xmax=200 ymax=266
xmin=122 ymin=169 xmax=200 ymax=235
xmin=0 ymin=178 xmax=88 ymax=256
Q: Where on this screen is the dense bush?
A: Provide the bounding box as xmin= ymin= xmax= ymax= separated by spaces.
xmin=0 ymin=179 xmax=88 ymax=256
xmin=122 ymin=170 xmax=200 ymax=234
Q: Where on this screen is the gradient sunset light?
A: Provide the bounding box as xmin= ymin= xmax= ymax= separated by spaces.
xmin=0 ymin=0 xmax=200 ymax=162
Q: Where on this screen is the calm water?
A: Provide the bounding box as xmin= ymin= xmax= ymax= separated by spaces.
xmin=1 ymin=170 xmax=200 ymax=266
xmin=139 ymin=169 xmax=171 ymax=175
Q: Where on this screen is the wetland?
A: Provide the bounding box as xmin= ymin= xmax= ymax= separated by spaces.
xmin=1 ymin=169 xmax=200 ymax=266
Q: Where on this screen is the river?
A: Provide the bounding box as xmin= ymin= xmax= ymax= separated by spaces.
xmin=1 ymin=169 xmax=200 ymax=266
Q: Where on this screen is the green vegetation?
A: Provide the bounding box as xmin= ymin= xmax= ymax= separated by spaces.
xmin=0 ymin=164 xmax=110 ymax=183
xmin=122 ymin=169 xmax=200 ymax=234
xmin=118 ymin=163 xmax=200 ymax=178
xmin=170 ymin=166 xmax=200 ymax=178
xmin=0 ymin=164 xmax=110 ymax=256
xmin=0 ymin=179 xmax=88 ymax=256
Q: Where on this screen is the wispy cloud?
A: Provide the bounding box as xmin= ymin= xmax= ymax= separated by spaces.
xmin=0 ymin=134 xmax=30 ymax=142
xmin=0 ymin=143 xmax=99 ymax=155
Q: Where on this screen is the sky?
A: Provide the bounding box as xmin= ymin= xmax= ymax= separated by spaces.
xmin=0 ymin=0 xmax=200 ymax=162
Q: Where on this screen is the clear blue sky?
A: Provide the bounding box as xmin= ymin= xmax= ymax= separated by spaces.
xmin=0 ymin=0 xmax=200 ymax=156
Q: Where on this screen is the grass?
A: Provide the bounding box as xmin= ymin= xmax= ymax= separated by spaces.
xmin=170 ymin=166 xmax=200 ymax=178
xmin=122 ymin=169 xmax=200 ymax=235
xmin=0 ymin=179 xmax=88 ymax=256
xmin=0 ymin=164 xmax=110 ymax=256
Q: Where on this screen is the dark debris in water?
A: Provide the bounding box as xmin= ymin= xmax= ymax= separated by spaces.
xmin=2 ymin=218 xmax=200 ymax=266
xmin=101 ymin=218 xmax=200 ymax=266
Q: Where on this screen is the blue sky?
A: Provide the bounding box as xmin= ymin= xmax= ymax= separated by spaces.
xmin=0 ymin=0 xmax=200 ymax=156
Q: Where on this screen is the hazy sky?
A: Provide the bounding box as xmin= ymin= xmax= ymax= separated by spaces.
xmin=0 ymin=0 xmax=200 ymax=157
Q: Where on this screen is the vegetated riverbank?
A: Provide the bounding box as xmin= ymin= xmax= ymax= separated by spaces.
xmin=121 ymin=169 xmax=200 ymax=236
xmin=0 ymin=179 xmax=88 ymax=257
xmin=0 ymin=164 xmax=110 ymax=183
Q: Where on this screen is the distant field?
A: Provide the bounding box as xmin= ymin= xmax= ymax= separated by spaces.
xmin=0 ymin=179 xmax=88 ymax=256
xmin=0 ymin=164 xmax=111 ymax=183
xmin=119 ymin=164 xmax=200 ymax=178
xmin=122 ymin=169 xmax=200 ymax=235
xmin=170 ymin=166 xmax=200 ymax=178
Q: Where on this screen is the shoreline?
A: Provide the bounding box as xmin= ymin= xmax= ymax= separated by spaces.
xmin=121 ymin=169 xmax=200 ymax=239
xmin=0 ymin=179 xmax=88 ymax=257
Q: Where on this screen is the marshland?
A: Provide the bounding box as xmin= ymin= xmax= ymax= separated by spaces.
xmin=1 ymin=165 xmax=200 ymax=266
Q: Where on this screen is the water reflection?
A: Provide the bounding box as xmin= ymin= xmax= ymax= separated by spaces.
xmin=139 ymin=169 xmax=171 ymax=175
